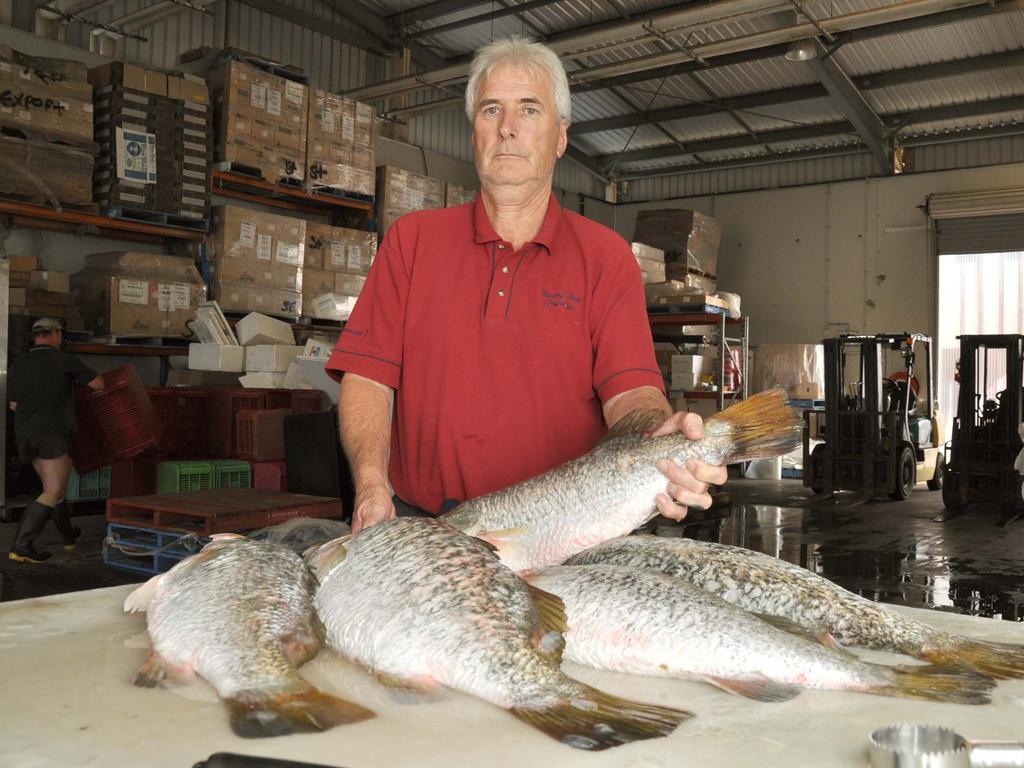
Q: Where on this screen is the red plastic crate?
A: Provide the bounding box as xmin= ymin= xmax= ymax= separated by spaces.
xmin=71 ymin=366 xmax=161 ymax=474
xmin=291 ymin=390 xmax=325 ymax=414
xmin=145 ymin=387 xmax=210 ymax=458
xmin=236 ymin=408 xmax=289 ymax=461
xmin=208 ymin=389 xmax=269 ymax=458
xmin=253 ymin=461 xmax=287 ymax=491
xmin=111 ymin=456 xmax=158 ymax=497
xmin=106 ymin=489 xmax=343 ymax=534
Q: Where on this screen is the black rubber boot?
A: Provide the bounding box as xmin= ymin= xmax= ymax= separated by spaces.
xmin=52 ymin=501 xmax=82 ymax=552
xmin=8 ymin=501 xmax=54 ymax=563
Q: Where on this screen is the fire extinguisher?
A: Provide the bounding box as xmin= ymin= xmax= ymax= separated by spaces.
xmin=723 ymin=347 xmax=742 ymax=392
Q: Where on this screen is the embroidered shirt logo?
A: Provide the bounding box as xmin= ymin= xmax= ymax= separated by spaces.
xmin=541 ymin=289 xmax=582 ymax=311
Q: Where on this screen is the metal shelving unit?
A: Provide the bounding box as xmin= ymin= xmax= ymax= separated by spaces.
xmin=649 ymin=312 xmax=750 ymax=412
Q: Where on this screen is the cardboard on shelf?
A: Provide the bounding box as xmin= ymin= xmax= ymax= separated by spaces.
xmin=305 ymin=90 xmax=375 ymax=195
xmin=376 ymin=165 xmax=444 ymax=238
xmin=633 ymin=209 xmax=722 ymax=276
xmin=305 ymin=221 xmax=376 ymax=275
xmin=444 ymin=182 xmax=477 ymax=207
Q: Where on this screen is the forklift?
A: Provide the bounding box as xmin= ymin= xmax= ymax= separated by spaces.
xmin=804 ymin=333 xmax=944 ymax=504
xmin=942 ymin=334 xmax=1024 ymax=524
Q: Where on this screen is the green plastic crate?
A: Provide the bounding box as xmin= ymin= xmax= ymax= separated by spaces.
xmin=212 ymin=459 xmax=252 ymax=489
xmin=67 ymin=466 xmax=112 ymax=501
xmin=156 ymin=461 xmax=215 ymax=494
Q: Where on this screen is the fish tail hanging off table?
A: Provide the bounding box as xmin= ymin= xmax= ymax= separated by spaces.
xmin=922 ymin=638 xmax=1024 ymax=680
xmin=707 ymin=388 xmax=803 ymax=464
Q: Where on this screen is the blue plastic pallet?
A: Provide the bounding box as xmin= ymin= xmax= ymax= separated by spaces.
xmin=781 ymin=468 xmax=803 ymax=479
xmin=790 ymin=399 xmax=825 ymax=409
xmin=102 ymin=522 xmax=209 ymax=576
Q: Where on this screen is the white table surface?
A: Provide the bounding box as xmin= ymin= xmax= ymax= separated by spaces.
xmin=1 ymin=583 xmax=1022 ymax=768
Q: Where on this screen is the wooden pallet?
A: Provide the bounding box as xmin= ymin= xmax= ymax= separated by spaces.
xmin=104 ymin=206 xmax=209 ymax=232
xmin=106 ymin=488 xmax=342 ymax=535
xmin=303 ymin=181 xmax=374 ymax=205
xmin=213 ymin=160 xmax=303 ymax=187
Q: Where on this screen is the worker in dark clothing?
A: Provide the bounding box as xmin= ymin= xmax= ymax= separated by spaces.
xmin=7 ymin=317 xmax=105 ymax=563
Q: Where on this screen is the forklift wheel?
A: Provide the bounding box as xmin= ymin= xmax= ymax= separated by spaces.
xmin=927 ymin=453 xmax=945 ymax=491
xmin=942 ymin=468 xmax=960 ymax=511
xmin=889 ymin=446 xmax=916 ymax=501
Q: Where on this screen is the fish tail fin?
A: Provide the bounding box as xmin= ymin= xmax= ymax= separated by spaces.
xmin=922 ymin=639 xmax=1024 ymax=680
xmin=227 ymin=681 xmax=375 ymax=738
xmin=706 ymin=388 xmax=803 ymax=463
xmin=873 ymin=663 xmax=995 ymax=705
xmin=510 ymin=686 xmax=693 ymax=751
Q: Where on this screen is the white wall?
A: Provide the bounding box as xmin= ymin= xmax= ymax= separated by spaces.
xmin=614 ymin=162 xmax=1024 ymax=345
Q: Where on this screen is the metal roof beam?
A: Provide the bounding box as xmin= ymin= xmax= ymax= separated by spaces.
xmin=805 ymin=40 xmax=890 ymax=173
xmin=319 ymin=0 xmax=450 ymax=70
xmin=405 ymin=0 xmax=562 ymax=40
xmin=385 ymin=0 xmax=485 ymax=28
xmin=597 ymin=94 xmax=1023 ymax=167
xmin=232 ymin=0 xmax=388 ymax=54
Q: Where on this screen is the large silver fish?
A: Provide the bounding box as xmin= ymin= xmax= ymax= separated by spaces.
xmin=306 ymin=518 xmax=693 ymax=750
xmin=526 ymin=565 xmax=993 ymax=704
xmin=443 ymin=388 xmax=802 ymax=571
xmin=566 ymin=536 xmax=1024 ymax=680
xmin=124 ymin=534 xmax=375 ymax=737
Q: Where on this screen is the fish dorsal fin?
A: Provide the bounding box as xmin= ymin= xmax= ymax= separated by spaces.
xmin=754 ymin=613 xmax=851 ymax=655
xmin=703 ymin=674 xmax=801 ymax=702
xmin=603 ymin=409 xmax=668 ymax=442
xmin=527 ymin=584 xmax=568 ymax=666
xmin=303 ymin=535 xmax=354 ymax=581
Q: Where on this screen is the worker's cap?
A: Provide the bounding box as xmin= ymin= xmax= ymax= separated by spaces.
xmin=31 ymin=317 xmax=63 ymax=333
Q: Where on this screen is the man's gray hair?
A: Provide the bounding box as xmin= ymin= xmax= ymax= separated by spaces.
xmin=465 ymin=36 xmax=571 ymax=125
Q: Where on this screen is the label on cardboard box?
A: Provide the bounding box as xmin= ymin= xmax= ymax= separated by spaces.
xmin=119 ymin=279 xmax=148 ymax=305
xmin=256 ymin=234 xmax=272 ymax=261
xmin=239 ymin=220 xmax=256 ymax=248
xmin=347 ymin=245 xmax=365 ymax=272
xmin=342 ymin=115 xmax=354 ymax=141
xmin=312 ymin=293 xmax=338 ymax=316
xmin=321 ymin=106 xmax=335 ymax=133
xmin=285 ymin=81 xmax=304 ymax=104
xmin=329 ymin=242 xmax=345 ymax=269
xmin=267 ymin=88 xmax=281 ymax=116
xmin=157 ymin=282 xmax=191 ymax=311
xmin=275 ymin=242 xmax=300 ymax=266
xmin=250 ymin=81 xmax=266 ymax=110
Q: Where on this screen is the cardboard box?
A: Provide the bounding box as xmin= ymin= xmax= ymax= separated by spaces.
xmin=245 ymin=344 xmax=304 ymax=373
xmin=754 ymin=343 xmax=826 ymax=400
xmin=636 ymin=256 xmax=666 ymax=284
xmin=9 ymin=287 xmax=26 ymax=308
xmin=189 ymin=343 xmax=245 ymax=372
xmin=0 ymin=46 xmax=93 ymax=146
xmin=305 ymin=222 xmax=376 ymax=275
xmin=217 ymin=283 xmax=301 ymax=320
xmin=376 ymin=165 xmax=444 ymax=237
xmin=8 ymin=255 xmax=38 ymax=272
xmin=302 ymin=268 xmax=335 ymax=298
xmin=334 ymin=273 xmax=366 ymax=297
xmin=209 ymin=204 xmax=305 ymax=301
xmin=305 ymin=90 xmax=376 ymax=195
xmin=631 ymin=242 xmax=665 ymax=262
xmin=0 ymin=133 xmax=93 ymax=206
xmin=71 ymin=252 xmax=206 ymax=338
xmin=444 ymin=182 xmax=477 ymax=208
xmin=236 ymin=312 xmax=295 ymax=346
xmin=633 ymin=209 xmax=722 ymax=276
xmin=207 ymin=58 xmax=308 ymax=181
xmin=29 ymin=270 xmax=70 ymax=294
xmin=306 ymin=292 xmax=357 ymax=321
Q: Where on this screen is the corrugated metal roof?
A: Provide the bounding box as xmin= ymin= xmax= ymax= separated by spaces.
xmin=868 ymin=70 xmax=1024 ymax=115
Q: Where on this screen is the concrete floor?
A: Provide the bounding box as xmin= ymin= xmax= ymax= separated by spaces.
xmin=1 ymin=479 xmax=1023 ymax=621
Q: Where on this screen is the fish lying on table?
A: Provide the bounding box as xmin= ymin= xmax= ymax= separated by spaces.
xmin=566 ymin=536 xmax=1024 ymax=680
xmin=306 ymin=518 xmax=693 ymax=751
xmin=124 ymin=534 xmax=375 ymax=737
xmin=442 ymin=388 xmax=803 ymax=571
xmin=526 ymin=564 xmax=994 ymax=704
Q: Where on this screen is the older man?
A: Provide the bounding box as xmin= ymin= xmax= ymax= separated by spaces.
xmin=326 ymin=37 xmax=726 ymax=533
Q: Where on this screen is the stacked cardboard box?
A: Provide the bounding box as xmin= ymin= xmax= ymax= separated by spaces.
xmin=207 ymin=58 xmax=308 ymax=183
xmin=208 ymin=204 xmax=305 ymax=319
xmin=90 ymin=63 xmax=211 ymax=222
xmin=305 ymin=90 xmax=375 ymax=196
xmin=632 ymin=209 xmax=722 ymax=277
xmin=0 ymin=46 xmax=95 ymax=206
xmin=376 ymin=166 xmax=444 ymax=238
xmin=71 ymin=252 xmax=206 ymax=338
xmin=303 ymin=222 xmax=375 ymax=320
xmin=8 ymin=256 xmax=82 ymax=329
xmin=444 ymin=182 xmax=477 ymax=208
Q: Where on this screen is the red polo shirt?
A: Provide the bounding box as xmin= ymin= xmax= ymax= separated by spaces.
xmin=326 ymin=193 xmax=663 ymax=514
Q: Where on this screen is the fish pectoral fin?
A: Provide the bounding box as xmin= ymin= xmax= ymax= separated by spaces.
xmin=373 ymin=672 xmax=443 ymax=704
xmin=124 ymin=573 xmax=164 ymax=613
xmin=132 ymin=650 xmax=186 ymax=688
xmin=603 ymin=408 xmax=668 ymax=440
xmin=475 ymin=527 xmax=529 ymax=561
xmin=703 ymin=674 xmax=801 ymax=703
xmin=753 ymin=613 xmax=850 ymax=655
xmin=302 ymin=535 xmax=354 ymax=581
xmin=526 ymin=584 xmax=567 ymax=665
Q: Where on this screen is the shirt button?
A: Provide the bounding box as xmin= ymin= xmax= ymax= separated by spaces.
xmin=501 ymin=266 xmax=510 ymax=274
xmin=497 ymin=289 xmax=505 ymax=297
xmin=497 ymin=244 xmax=505 ymax=250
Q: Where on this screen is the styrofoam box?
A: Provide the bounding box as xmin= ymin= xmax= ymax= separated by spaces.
xmin=671 ymin=371 xmax=702 ymax=391
xmin=245 ymin=344 xmax=304 ymax=373
xmin=284 ymin=361 xmax=312 ymax=389
xmin=671 ymin=354 xmax=707 ymax=374
xmin=239 ymin=372 xmax=288 ymax=388
xmin=302 ymin=338 xmax=332 ymax=359
xmin=188 ymin=343 xmax=245 ymax=372
xmin=236 ymin=312 xmax=296 ymax=346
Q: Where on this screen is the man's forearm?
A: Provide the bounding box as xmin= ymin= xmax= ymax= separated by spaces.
xmin=338 ymin=373 xmax=395 ymax=492
xmin=603 ymin=385 xmax=672 ymax=430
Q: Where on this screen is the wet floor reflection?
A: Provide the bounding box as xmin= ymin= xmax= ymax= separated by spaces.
xmin=666 ymin=502 xmax=1024 ymax=622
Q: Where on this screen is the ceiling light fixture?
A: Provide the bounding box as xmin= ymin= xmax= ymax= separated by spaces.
xmin=785 ymin=38 xmax=817 ymax=62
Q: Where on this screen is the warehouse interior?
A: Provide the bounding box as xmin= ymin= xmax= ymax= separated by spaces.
xmin=1 ymin=0 xmax=1023 ymax=765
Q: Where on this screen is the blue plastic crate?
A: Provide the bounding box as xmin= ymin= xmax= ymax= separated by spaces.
xmin=790 ymin=399 xmax=825 ymax=409
xmin=781 ymin=467 xmax=803 ymax=479
xmin=102 ymin=522 xmax=209 ymax=576
xmin=67 ymin=466 xmax=112 ymax=501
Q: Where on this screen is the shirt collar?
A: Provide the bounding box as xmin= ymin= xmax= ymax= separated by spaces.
xmin=472 ymin=192 xmax=562 ymax=254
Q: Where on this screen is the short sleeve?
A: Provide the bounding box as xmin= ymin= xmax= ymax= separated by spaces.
xmin=324 ymin=220 xmax=411 ymax=389
xmin=590 ymin=240 xmax=665 ymax=402
xmin=59 ymin=352 xmax=98 ymax=385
